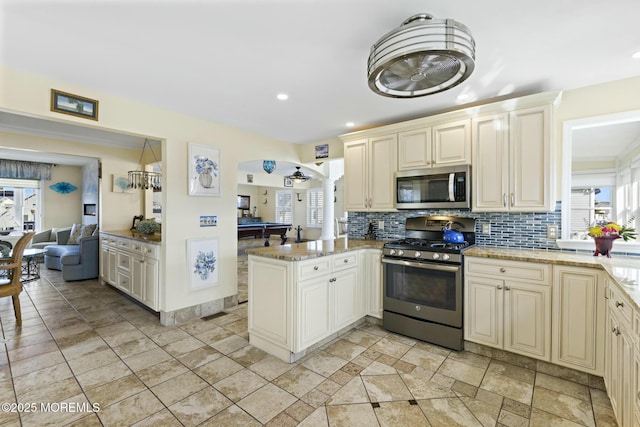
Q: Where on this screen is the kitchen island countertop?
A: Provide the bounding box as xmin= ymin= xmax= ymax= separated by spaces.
xmin=245 ymin=237 xmax=384 ymax=261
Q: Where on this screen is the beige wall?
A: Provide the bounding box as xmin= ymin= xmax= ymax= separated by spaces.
xmin=0 ymin=66 xmax=300 ymax=314
xmin=43 ymin=164 xmax=83 ymax=229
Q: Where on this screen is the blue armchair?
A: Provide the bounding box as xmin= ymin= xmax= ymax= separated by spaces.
xmin=44 ymin=228 xmax=99 ymax=281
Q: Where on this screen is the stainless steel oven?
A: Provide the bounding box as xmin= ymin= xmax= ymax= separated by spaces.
xmin=381 ymin=216 xmax=475 ymax=351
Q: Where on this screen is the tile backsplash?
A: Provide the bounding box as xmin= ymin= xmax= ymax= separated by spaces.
xmin=348 ymin=202 xmax=562 ymax=250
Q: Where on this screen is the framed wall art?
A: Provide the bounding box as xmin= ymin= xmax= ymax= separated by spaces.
xmin=187 ymin=238 xmax=219 ymax=290
xmin=315 ymin=143 xmax=329 ymax=159
xmin=112 ymin=174 xmax=132 ymax=193
xmin=188 ymin=143 xmax=220 ymax=196
xmin=50 ymin=89 xmax=99 ymax=121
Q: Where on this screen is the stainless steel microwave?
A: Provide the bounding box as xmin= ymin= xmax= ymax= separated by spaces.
xmin=395 ymin=165 xmax=471 ymax=209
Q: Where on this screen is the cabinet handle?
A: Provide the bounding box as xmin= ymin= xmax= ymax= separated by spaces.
xmin=503 ymin=194 xmax=507 ymax=207
xmin=615 ymin=301 xmax=624 ymax=308
xmin=497 ymin=285 xmax=503 ymax=290
xmin=313 ymin=266 xmax=319 ymax=271
xmin=499 ymin=268 xmax=506 ymax=273
xmin=511 ymin=193 xmax=515 ymax=206
xmin=344 ymin=259 xmax=349 ymax=263
xmin=637 ymin=392 xmax=640 ymax=400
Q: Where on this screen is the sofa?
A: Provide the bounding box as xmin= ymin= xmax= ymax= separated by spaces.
xmin=44 ymin=226 xmax=99 ymax=281
xmin=31 ymin=227 xmax=71 ymax=249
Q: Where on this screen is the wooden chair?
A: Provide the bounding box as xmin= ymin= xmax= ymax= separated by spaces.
xmin=0 ymin=232 xmax=34 ymax=326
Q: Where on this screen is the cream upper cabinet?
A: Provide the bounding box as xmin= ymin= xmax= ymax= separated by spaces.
xmin=472 ymin=104 xmax=553 ymax=212
xmin=398 ymin=128 xmax=432 ymax=170
xmin=552 ymin=266 xmax=605 ymax=375
xmin=431 ymin=119 xmax=471 ymax=166
xmin=344 ymin=134 xmax=397 ymax=211
xmin=398 ymin=120 xmax=470 ymax=171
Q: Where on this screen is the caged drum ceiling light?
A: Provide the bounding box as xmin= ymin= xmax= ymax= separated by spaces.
xmin=367 ymin=13 xmax=476 ymax=98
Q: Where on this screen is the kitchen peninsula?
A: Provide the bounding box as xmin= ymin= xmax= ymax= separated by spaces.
xmin=246 ymin=238 xmax=383 ymax=362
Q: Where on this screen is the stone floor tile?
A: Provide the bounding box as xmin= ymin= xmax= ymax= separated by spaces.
xmin=374 ymin=400 xmax=431 ymax=427
xmin=150 ymin=370 xmax=209 ymax=406
xmin=418 ymin=397 xmax=483 ymax=426
xmin=96 ymin=390 xmax=164 ymax=426
xmin=361 ymin=374 xmax=413 ymax=402
xmin=169 ymin=386 xmax=233 ymax=426
xmin=273 ymin=365 xmax=326 ymax=398
xmin=237 ymin=383 xmax=297 ymax=424
xmin=213 ymin=368 xmax=268 ymax=402
xmin=480 ymin=370 xmax=534 ymax=405
xmin=437 ymin=358 xmax=487 ymax=387
xmin=326 ymin=376 xmax=370 ymax=405
xmin=326 ymin=402 xmax=378 ymax=427
xmin=199 ymin=404 xmax=262 ymax=427
xmin=531 ymin=387 xmax=595 ymax=427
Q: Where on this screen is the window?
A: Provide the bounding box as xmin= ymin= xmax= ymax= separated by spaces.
xmin=307 ymin=189 xmax=323 ymax=227
xmin=275 ymin=190 xmax=293 ymax=224
xmin=0 ymin=179 xmax=41 ymax=232
xmin=569 ymin=186 xmax=614 ymax=239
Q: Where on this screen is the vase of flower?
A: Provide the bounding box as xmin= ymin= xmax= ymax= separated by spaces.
xmin=198 ymin=171 xmax=213 ymax=188
xmin=588 ymin=221 xmax=636 ymax=258
xmin=593 ymin=235 xmax=620 ymax=258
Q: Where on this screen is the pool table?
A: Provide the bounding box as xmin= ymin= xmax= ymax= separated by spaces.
xmin=237 ymin=222 xmax=292 ymax=246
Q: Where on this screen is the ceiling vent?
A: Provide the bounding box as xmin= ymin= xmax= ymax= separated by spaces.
xmin=367 ymin=13 xmax=476 ymax=98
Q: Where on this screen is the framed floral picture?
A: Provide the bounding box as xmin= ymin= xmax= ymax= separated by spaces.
xmin=188 ymin=143 xmax=220 ymax=196
xmin=187 ymin=238 xmax=219 ymax=290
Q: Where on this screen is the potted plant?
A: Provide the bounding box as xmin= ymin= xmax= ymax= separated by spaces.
xmin=136 ymin=219 xmax=161 ymax=235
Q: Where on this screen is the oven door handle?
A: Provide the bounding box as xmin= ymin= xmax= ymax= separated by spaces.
xmin=382 ymin=257 xmax=460 ymax=272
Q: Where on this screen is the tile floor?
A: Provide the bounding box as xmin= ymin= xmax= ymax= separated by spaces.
xmin=0 ymin=265 xmax=619 ymax=426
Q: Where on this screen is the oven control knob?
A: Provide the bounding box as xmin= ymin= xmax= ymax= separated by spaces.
xmin=414 ymin=251 xmax=421 ymax=258
xmin=442 ymin=254 xmax=450 ymax=261
xmin=398 ymin=250 xmax=404 ymax=256
xmin=415 ymin=306 xmax=421 ymax=311
xmin=389 ymin=249 xmax=396 ymax=255
xmin=432 ymin=253 xmax=440 ymax=260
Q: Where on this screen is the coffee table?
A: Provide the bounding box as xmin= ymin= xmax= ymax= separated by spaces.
xmin=0 ymin=248 xmax=46 ymax=282
xmin=21 ymin=249 xmax=46 ymax=281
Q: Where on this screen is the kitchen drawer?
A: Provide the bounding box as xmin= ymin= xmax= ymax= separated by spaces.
xmin=117 ymin=251 xmax=132 ymax=272
xmin=465 ymin=257 xmax=550 ymax=284
xmin=332 ymin=253 xmax=358 ymax=272
xmin=115 ymin=238 xmax=132 ymax=251
xmin=609 ymin=284 xmax=633 ymax=329
xmin=298 ymin=257 xmax=332 ymax=280
xmin=130 ymin=241 xmax=159 ymax=259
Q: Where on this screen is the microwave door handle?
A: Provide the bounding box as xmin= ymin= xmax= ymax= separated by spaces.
xmin=448 ymin=173 xmax=455 ymax=201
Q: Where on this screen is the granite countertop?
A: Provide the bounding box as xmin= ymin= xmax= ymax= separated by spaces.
xmin=246 ymin=237 xmax=384 ymax=261
xmin=100 ymin=230 xmax=161 ymax=244
xmin=465 ymin=246 xmax=640 ymax=312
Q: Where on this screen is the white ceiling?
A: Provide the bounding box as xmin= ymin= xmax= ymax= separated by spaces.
xmin=1 ymin=0 xmax=639 ymax=165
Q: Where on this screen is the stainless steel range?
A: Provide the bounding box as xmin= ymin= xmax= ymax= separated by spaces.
xmin=382 ymin=215 xmax=476 ymax=351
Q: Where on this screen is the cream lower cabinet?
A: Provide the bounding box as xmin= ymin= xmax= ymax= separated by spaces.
xmin=361 ymin=249 xmax=382 ymax=319
xmin=552 ymin=266 xmax=605 ymax=375
xmin=249 ymin=252 xmax=363 ymax=362
xmin=604 ymin=278 xmax=635 ymax=426
xmin=465 ymin=257 xmax=551 ymax=360
xmin=100 ymin=234 xmax=159 ymax=311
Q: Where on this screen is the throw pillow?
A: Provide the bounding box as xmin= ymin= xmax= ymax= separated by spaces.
xmin=66 ymin=224 xmax=83 ymax=245
xmin=81 ymin=224 xmax=97 ymax=239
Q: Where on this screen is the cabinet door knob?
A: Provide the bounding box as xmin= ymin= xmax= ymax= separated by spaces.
xmin=313 ymin=266 xmax=319 ymax=271
xmin=500 ymin=268 xmax=506 ymax=273
xmin=497 ymin=285 xmax=503 ymax=290
xmin=615 ymin=301 xmax=624 ymax=308
xmin=505 ymin=286 xmax=511 ymax=291
xmin=344 ymin=259 xmax=348 ymax=263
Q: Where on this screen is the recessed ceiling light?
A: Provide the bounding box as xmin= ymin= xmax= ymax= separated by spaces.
xmin=632 ymin=51 xmax=640 ymax=59
xmin=346 ymin=122 xmax=355 ymax=127
xmin=276 ymin=93 xmax=288 ymax=101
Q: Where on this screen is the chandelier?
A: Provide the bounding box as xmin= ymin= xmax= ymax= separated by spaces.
xmin=128 ymin=139 xmax=162 ymax=190
xmin=286 ymin=166 xmax=311 ymax=183
xmin=368 ymin=13 xmax=475 ymax=98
